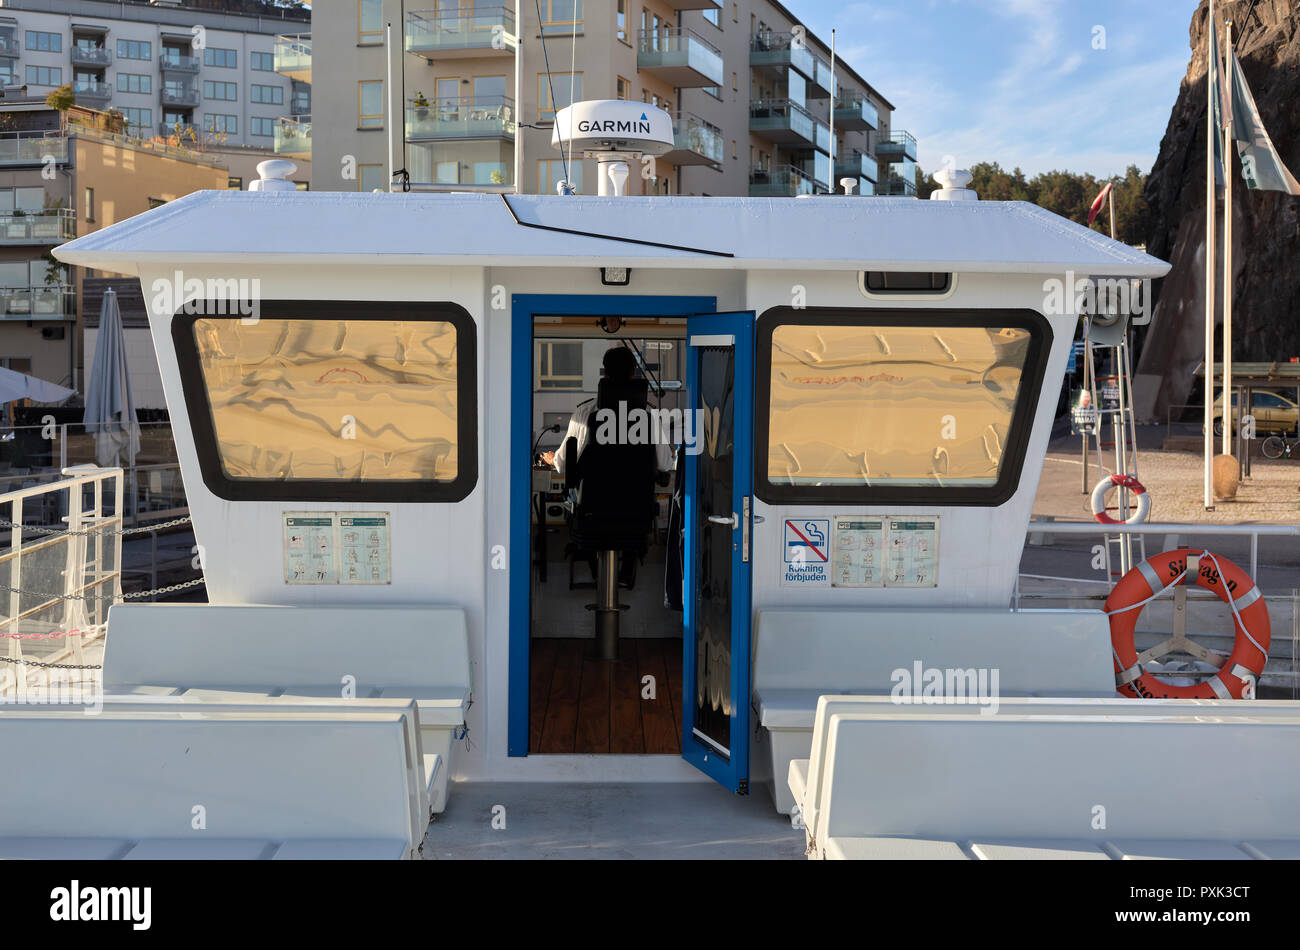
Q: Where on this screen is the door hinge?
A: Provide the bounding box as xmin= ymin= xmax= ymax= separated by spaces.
xmin=737 ymin=779 xmax=748 ymax=796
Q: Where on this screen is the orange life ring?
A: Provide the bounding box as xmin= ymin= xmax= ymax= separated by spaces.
xmin=1106 ymin=548 xmax=1269 ymax=699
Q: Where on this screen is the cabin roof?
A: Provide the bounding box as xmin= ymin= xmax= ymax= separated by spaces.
xmin=54 ymin=191 xmax=1171 ymax=278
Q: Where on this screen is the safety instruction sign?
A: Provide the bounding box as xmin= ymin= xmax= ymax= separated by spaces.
xmin=283 ymin=511 xmax=391 ymax=585
xmin=782 ymin=518 xmax=830 ymax=588
xmin=886 ymin=518 xmax=939 ymax=588
xmin=831 ymin=517 xmax=885 ymax=588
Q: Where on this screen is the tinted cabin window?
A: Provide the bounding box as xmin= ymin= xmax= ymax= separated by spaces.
xmin=864 ymin=272 xmax=952 ymax=294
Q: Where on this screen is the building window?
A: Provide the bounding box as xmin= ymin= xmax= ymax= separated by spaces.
xmin=251 ymin=84 xmax=284 ymax=105
xmin=358 ymin=163 xmax=385 ymax=192
xmin=25 ymin=65 xmax=61 ymax=87
xmin=83 ymin=187 xmax=94 ymax=223
xmin=25 ymin=31 xmax=61 ymax=52
xmin=251 ymin=51 xmax=274 ymax=71
xmin=203 ymin=47 xmax=237 ymax=68
xmin=535 ymin=341 xmax=584 ymax=390
xmin=435 ymin=161 xmax=459 ymax=185
xmin=116 ymin=39 xmax=151 ymax=60
xmin=540 ymin=0 xmax=583 ymax=36
xmin=121 ymin=107 xmax=152 ymax=136
xmin=359 ymin=0 xmax=383 ymax=45
xmin=205 ymin=114 xmax=238 ymax=135
xmin=203 ymin=81 xmax=238 ymax=101
xmin=174 ymin=304 xmax=478 ymax=503
xmin=228 ymin=176 xmax=243 ymax=189
xmin=358 ymin=80 xmax=384 ymax=129
xmin=250 ymin=116 xmax=275 ymax=137
xmin=733 ymin=2 xmax=739 ymax=23
xmin=473 ymin=161 xmax=507 ymax=185
xmin=754 ymin=309 xmax=1052 ymax=506
xmin=703 ymin=85 xmax=722 ymax=101
xmin=616 ymin=76 xmax=631 ymax=100
xmin=538 ymin=158 xmax=581 ymax=194
xmin=537 ymin=72 xmax=582 ymax=120
xmin=117 ymin=73 xmax=152 ymax=94
xmin=616 ymin=0 xmax=628 ymax=43
xmin=704 ymin=8 xmax=721 ymax=28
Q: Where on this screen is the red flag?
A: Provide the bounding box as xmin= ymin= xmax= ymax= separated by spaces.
xmin=1087 ymin=182 xmax=1113 ymax=226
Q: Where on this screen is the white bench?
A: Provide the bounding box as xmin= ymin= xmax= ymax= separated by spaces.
xmin=103 ymin=603 xmax=471 ymax=812
xmin=790 ymin=697 xmax=1300 ymax=860
xmin=0 ymin=707 xmax=425 ymax=859
xmin=752 ymin=608 xmax=1114 ymax=814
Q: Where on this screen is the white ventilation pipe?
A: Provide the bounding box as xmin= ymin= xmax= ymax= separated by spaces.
xmin=249 ymin=159 xmax=298 ymax=192
xmin=930 ymin=168 xmax=978 ymax=201
xmin=840 ymin=177 xmax=858 ymax=195
xmin=601 ymin=158 xmax=631 ymax=197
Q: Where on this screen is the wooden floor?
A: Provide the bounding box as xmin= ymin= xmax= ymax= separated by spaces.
xmin=530 ymin=638 xmax=684 ymax=754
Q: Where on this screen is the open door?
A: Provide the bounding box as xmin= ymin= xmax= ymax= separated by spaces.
xmin=682 ymin=312 xmax=754 ymax=793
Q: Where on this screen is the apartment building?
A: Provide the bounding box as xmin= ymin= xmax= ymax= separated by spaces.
xmin=0 ymin=96 xmax=227 ymax=395
xmin=0 ymin=0 xmax=310 ymax=150
xmin=309 ymin=1 xmax=918 ymax=197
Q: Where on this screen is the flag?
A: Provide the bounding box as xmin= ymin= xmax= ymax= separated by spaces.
xmin=1207 ymin=15 xmax=1227 ymax=189
xmin=1225 ymin=46 xmax=1300 ymax=194
xmin=1087 ymin=182 xmax=1112 ymax=226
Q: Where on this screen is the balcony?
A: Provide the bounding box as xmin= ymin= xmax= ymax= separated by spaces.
xmin=0 ymin=210 xmax=76 ymax=244
xmin=663 ymin=0 xmax=720 ymax=8
xmin=0 ymin=134 xmax=67 ymax=165
xmin=71 ymin=45 xmax=111 ymax=68
xmin=663 ymin=111 xmax=723 ymax=167
xmin=883 ymin=175 xmax=918 ymax=197
xmin=160 ymin=52 xmax=200 ymax=73
xmin=273 ymin=33 xmax=311 ymax=82
xmin=834 ymin=149 xmax=874 ymax=183
xmin=274 ymin=115 xmax=311 ymax=159
xmin=406 ymin=96 xmax=515 ymax=141
xmin=808 ymin=58 xmax=832 ymax=99
xmin=749 ymin=99 xmax=815 ymax=146
xmin=0 ymin=33 xmax=17 ymax=59
xmin=161 ymin=85 xmax=200 ymax=108
xmin=73 ymin=80 xmax=112 ymax=104
xmin=876 ymin=130 xmax=917 ymax=161
xmin=0 ymin=286 xmax=75 ymax=322
xmin=750 ymin=31 xmax=815 ymax=80
xmin=405 ymin=7 xmax=514 ymax=60
xmin=290 ymin=94 xmax=311 ymax=115
xmin=750 ymin=164 xmax=818 ymax=197
xmin=638 ymin=28 xmax=723 ymax=88
xmin=158 ymin=121 xmax=199 ymax=140
xmin=833 ymin=93 xmax=878 ymax=131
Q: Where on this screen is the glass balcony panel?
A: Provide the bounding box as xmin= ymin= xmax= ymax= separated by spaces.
xmin=0 ymin=211 xmax=76 ymax=244
xmin=749 ymin=99 xmax=815 ymax=146
xmin=73 ymin=80 xmax=111 ymax=101
xmin=0 ymin=286 xmax=75 ymax=320
xmin=749 ymin=163 xmax=816 ymax=197
xmin=405 ymin=7 xmax=515 ymax=55
xmin=877 ymin=130 xmax=918 ymax=161
xmin=666 ymin=111 xmax=723 ymax=166
xmin=638 ymin=27 xmax=723 ymax=87
xmin=71 ymin=45 xmax=111 ymax=67
xmin=750 ymin=31 xmax=815 ymax=79
xmin=405 ymin=96 xmax=515 ymax=140
xmin=274 ymin=115 xmax=311 ymax=158
xmin=833 ymin=93 xmax=878 ymax=131
xmin=160 ymin=52 xmax=200 ymax=72
xmin=0 ymin=134 xmax=68 ymax=165
xmin=273 ymin=33 xmax=311 ymax=79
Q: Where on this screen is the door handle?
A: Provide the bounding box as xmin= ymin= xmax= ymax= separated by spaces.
xmin=708 ymin=513 xmax=738 ymax=528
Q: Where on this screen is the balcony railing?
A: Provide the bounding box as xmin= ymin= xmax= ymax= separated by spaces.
xmin=749 ymin=164 xmax=817 ymax=197
xmin=663 ymin=0 xmax=721 ymax=10
xmin=0 ymin=34 xmax=17 ymax=58
xmin=809 ymin=57 xmax=833 ymax=98
xmin=638 ymin=28 xmax=724 ymax=88
xmin=749 ymin=99 xmax=815 ymax=146
xmin=290 ymin=94 xmax=311 ymax=115
xmin=876 ymin=130 xmax=918 ymax=161
xmin=73 ymin=80 xmax=111 ymax=102
xmin=160 ymin=52 xmax=200 ymax=72
xmin=161 ymin=85 xmax=200 ymax=108
xmin=833 ymin=93 xmax=879 ymax=131
xmin=0 ymin=133 xmax=68 ymax=165
xmin=883 ymin=174 xmax=918 ymax=197
xmin=273 ymin=33 xmax=311 ymax=80
xmin=0 ymin=210 xmax=76 ymax=245
xmin=665 ymin=110 xmax=723 ymax=166
xmin=405 ymin=7 xmax=514 ymax=56
xmin=834 ymin=149 xmax=873 ymax=182
xmin=274 ymin=115 xmax=311 ymax=158
xmin=71 ymin=45 xmax=111 ymax=68
xmin=405 ymin=96 xmax=515 ymax=141
xmin=158 ymin=121 xmax=200 ymax=140
xmin=0 ymin=286 xmax=75 ymax=321
xmin=750 ymin=31 xmax=816 ymax=79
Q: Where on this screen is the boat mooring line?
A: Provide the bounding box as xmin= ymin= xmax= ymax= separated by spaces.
xmin=498 ymin=194 xmax=735 ymax=258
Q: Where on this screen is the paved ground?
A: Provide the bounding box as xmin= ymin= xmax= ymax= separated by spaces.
xmin=425 ymin=781 xmax=805 ymax=859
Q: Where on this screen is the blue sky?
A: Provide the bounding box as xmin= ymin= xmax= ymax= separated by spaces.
xmin=798 ymin=0 xmax=1201 ymax=179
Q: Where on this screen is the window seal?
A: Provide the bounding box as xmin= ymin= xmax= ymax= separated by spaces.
xmin=753 ymin=306 xmax=1053 ymax=507
xmin=173 ymin=300 xmax=478 ymax=503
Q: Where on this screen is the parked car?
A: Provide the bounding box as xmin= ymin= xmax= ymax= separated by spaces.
xmin=1212 ymin=390 xmax=1299 ymax=436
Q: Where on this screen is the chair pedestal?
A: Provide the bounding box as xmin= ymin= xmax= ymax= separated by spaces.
xmin=590 ymin=549 xmax=623 ymax=660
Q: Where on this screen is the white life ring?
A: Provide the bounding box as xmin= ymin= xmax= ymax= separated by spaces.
xmin=1091 ymin=474 xmax=1150 ymax=525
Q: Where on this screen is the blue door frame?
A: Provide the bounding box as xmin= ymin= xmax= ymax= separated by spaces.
xmin=508 ymin=294 xmax=716 ymax=757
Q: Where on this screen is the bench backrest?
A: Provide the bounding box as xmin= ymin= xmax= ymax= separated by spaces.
xmin=814 ymin=707 xmax=1300 ymax=844
xmin=802 ymin=696 xmax=1300 ymax=849
xmin=104 ymin=604 xmax=470 ymax=694
xmin=0 ymin=710 xmax=415 ymax=846
xmin=753 ymin=608 xmax=1112 ymax=696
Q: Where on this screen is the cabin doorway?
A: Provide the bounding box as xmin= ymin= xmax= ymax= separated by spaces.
xmin=508 ymin=295 xmax=755 ymax=794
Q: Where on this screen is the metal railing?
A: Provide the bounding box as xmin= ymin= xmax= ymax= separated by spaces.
xmin=405 ymin=7 xmax=514 ymax=53
xmin=877 ymin=130 xmax=918 ymax=160
xmin=161 ymin=85 xmax=200 ymax=107
xmin=73 ymin=80 xmax=112 ymax=100
xmin=0 ymin=285 xmax=75 ymax=319
xmin=71 ymin=45 xmax=111 ymax=67
xmin=750 ymin=30 xmax=816 ymax=78
xmin=0 ymin=210 xmax=76 ymax=244
xmin=0 ymin=132 xmax=67 ymax=165
xmin=273 ymin=33 xmax=311 ymax=75
xmin=670 ymin=110 xmax=723 ymax=164
xmin=405 ymin=95 xmax=515 ymax=140
xmin=638 ymin=27 xmax=724 ymax=85
xmin=749 ymin=163 xmax=818 ymax=196
xmin=274 ymin=115 xmax=311 ymax=156
xmin=159 ymin=52 xmax=200 ymax=72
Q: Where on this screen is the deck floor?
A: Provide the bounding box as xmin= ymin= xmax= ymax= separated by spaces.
xmin=530 ymin=638 xmax=684 ymax=755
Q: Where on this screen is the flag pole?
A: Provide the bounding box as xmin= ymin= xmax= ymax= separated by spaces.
xmin=1109 ymin=178 xmax=1117 ymax=240
xmin=1222 ymin=18 xmax=1234 ymax=459
xmin=829 ymin=30 xmax=837 ymax=193
xmin=1203 ymin=0 xmax=1217 ymax=510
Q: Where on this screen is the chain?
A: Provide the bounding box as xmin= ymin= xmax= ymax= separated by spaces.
xmin=0 ymin=576 xmax=205 ymax=604
xmin=0 ymin=516 xmax=192 ymax=538
xmin=0 ymin=627 xmax=96 ymax=641
xmin=0 ymin=654 xmax=101 ymax=670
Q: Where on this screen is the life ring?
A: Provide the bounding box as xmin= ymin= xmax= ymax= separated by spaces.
xmin=1106 ymin=549 xmax=1269 ymax=699
xmin=1090 ymin=474 xmax=1150 ymax=525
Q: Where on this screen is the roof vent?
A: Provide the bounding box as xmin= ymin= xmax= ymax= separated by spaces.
xmin=249 ymin=159 xmax=297 ymax=193
xmin=930 ymin=168 xmax=978 ymax=201
xmin=840 ymin=177 xmax=859 ymax=195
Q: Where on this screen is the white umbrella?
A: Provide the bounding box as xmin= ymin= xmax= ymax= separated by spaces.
xmin=0 ymin=366 xmax=75 ymax=405
xmin=82 ymin=287 xmax=140 ymax=467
